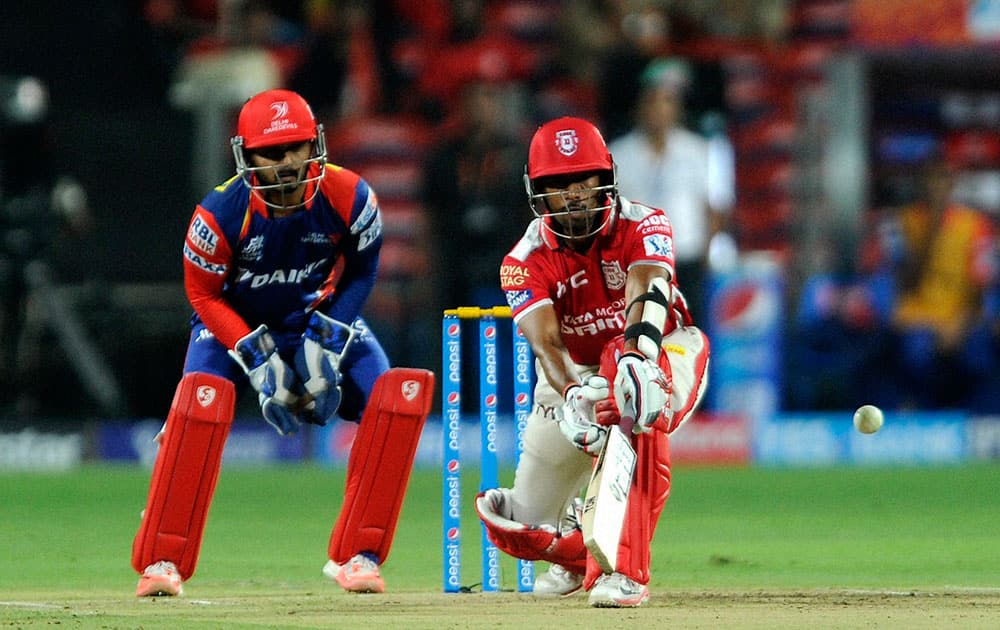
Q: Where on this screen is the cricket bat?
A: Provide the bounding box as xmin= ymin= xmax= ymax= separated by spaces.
xmin=581 ymin=419 xmax=637 ymax=573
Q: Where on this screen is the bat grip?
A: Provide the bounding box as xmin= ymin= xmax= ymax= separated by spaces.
xmin=619 ymin=415 xmax=636 ymax=436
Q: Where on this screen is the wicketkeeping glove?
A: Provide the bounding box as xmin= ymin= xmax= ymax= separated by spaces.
xmin=614 ymin=351 xmax=671 ymax=433
xmin=557 ymin=375 xmax=610 ymax=455
xmin=293 ymin=311 xmax=354 ymax=425
xmin=229 ymin=324 xmax=303 ymax=435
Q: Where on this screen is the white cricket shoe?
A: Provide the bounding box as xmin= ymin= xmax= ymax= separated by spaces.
xmin=323 ymin=554 xmax=385 ymax=593
xmin=587 ymin=572 xmax=649 ymax=608
xmin=533 ymin=563 xmax=584 ymax=596
xmin=135 ymin=560 xmax=183 ymax=597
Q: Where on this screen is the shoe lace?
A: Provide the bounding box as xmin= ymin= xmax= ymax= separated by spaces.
xmin=146 ymin=561 xmax=177 ymax=577
xmin=348 ymin=554 xmax=379 ymax=573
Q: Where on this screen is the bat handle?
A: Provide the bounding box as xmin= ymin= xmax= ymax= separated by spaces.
xmin=619 ymin=415 xmax=636 ymax=436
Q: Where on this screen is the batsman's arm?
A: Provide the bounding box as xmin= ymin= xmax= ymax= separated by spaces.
xmin=621 ymin=263 xmax=672 ymax=356
xmin=514 ymin=304 xmax=582 ymax=393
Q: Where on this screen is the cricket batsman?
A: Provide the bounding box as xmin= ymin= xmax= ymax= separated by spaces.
xmin=475 ymin=117 xmax=710 ymax=607
xmin=131 ymin=89 xmax=433 ymax=597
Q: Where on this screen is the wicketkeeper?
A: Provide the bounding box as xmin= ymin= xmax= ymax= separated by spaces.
xmin=131 ymin=89 xmax=433 ymax=597
xmin=475 ymin=117 xmax=710 ymax=607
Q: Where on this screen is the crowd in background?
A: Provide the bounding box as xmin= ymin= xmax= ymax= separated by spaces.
xmin=3 ymin=0 xmax=999 ymax=418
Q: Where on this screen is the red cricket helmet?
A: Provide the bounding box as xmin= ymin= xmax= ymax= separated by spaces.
xmin=236 ymin=89 xmax=319 ymax=149
xmin=524 ymin=117 xmax=618 ymax=240
xmin=526 ymin=116 xmax=614 ymax=180
xmin=230 ymin=89 xmax=328 ymax=210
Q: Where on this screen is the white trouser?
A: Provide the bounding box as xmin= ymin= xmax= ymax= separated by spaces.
xmin=510 ymin=360 xmax=596 ymax=527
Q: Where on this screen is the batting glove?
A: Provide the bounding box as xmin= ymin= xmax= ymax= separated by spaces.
xmin=229 ymin=325 xmax=303 ymax=435
xmin=557 ymin=375 xmax=610 ymax=456
xmin=293 ymin=311 xmax=354 ymax=425
xmin=614 ymin=352 xmax=671 ymax=433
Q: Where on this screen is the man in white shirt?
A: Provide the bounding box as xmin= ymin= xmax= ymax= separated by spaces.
xmin=608 ymin=58 xmax=733 ymax=318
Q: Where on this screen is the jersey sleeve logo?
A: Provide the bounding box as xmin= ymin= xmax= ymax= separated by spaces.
xmin=506 ymin=289 xmax=532 ymax=309
xmin=184 ymin=243 xmax=227 ymax=275
xmin=352 ymin=189 xmax=382 ymax=251
xmin=643 ymin=233 xmax=673 ymax=258
xmin=500 ymin=263 xmax=530 ymax=288
xmin=189 ymin=214 xmax=220 ymax=255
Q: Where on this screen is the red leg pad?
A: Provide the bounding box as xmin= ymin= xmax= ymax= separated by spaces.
xmin=131 ymin=372 xmax=235 ymax=580
xmin=584 ymin=429 xmax=671 ymax=588
xmin=328 ymin=368 xmax=434 ymax=565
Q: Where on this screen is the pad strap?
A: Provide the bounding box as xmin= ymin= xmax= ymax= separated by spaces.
xmin=625 ymin=277 xmax=671 ymax=361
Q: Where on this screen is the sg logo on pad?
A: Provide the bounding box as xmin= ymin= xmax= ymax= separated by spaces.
xmin=401 ymin=380 xmax=421 ymax=401
xmin=196 ymin=386 xmax=217 ymax=407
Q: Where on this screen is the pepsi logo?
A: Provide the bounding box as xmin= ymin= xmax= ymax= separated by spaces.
xmin=447 ymin=459 xmax=460 ymax=473
xmin=484 ymin=325 xmax=496 ymax=339
xmin=484 ymin=394 xmax=497 ymax=408
xmin=714 ymin=281 xmax=779 ymax=333
xmin=447 ymin=392 xmax=460 ymax=405
xmin=515 ymin=393 xmax=530 ymax=405
xmin=447 ymin=324 xmax=461 ymax=337
xmin=447 ymin=527 xmax=461 ymax=541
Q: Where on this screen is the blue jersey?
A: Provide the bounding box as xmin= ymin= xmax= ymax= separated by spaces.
xmin=183 ymin=162 xmax=382 ymax=349
xmin=180 ymin=163 xmax=389 ymax=421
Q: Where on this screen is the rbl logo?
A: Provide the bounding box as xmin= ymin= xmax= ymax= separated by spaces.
xmin=447 ymin=324 xmax=460 ymax=338
xmin=447 ymin=459 xmax=460 ymax=473
xmin=515 ymin=393 xmax=530 ymax=406
xmin=447 ymin=392 xmax=460 ymax=405
xmin=484 ymin=325 xmax=496 ymax=340
xmin=447 ymin=527 xmax=461 ymax=541
xmin=484 ymin=394 xmax=497 ymax=408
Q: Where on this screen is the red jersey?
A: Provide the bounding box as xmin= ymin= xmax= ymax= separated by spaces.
xmin=500 ymin=199 xmax=677 ymax=365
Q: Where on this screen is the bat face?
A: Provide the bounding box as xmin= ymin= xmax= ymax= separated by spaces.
xmin=581 ymin=427 xmax=637 ymax=573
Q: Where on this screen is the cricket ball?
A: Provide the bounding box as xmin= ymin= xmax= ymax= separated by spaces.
xmin=853 ymin=404 xmax=883 ymax=434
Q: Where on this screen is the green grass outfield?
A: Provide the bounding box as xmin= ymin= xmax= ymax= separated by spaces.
xmin=2 ymin=463 xmax=1000 ymax=628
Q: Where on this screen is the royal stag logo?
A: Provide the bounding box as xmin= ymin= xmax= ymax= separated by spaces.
xmin=555 ymin=129 xmax=579 ymax=156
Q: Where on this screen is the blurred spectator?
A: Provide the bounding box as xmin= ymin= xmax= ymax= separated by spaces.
xmin=608 ymin=57 xmax=733 ymax=320
xmin=143 ymin=0 xmax=217 ymax=75
xmin=405 ymin=0 xmax=540 ymax=123
xmin=422 ymin=79 xmax=528 ymax=310
xmin=783 ymin=236 xmax=896 ymax=411
xmin=556 ymin=0 xmax=620 ymax=88
xmin=597 ymin=2 xmax=673 ymax=141
xmin=872 ymin=157 xmax=999 ymax=409
xmin=0 ymin=76 xmax=92 ymax=412
xmin=288 ymin=0 xmax=353 ymax=119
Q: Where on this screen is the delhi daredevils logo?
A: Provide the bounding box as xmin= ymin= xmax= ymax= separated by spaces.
xmin=447 ymin=459 xmax=460 ymax=473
